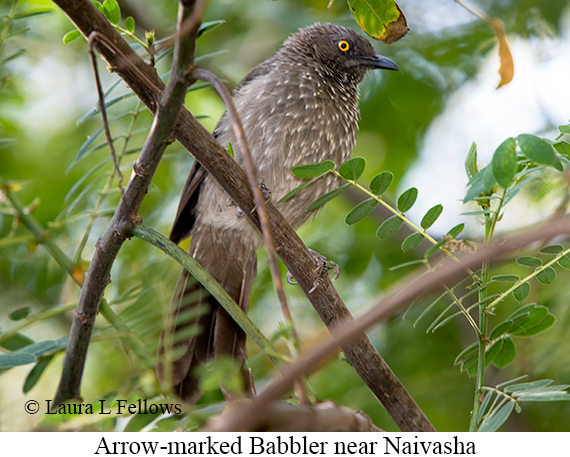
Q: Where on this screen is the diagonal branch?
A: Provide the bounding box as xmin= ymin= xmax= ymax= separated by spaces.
xmin=52 ymin=0 xmax=207 ymax=407
xmin=52 ymin=0 xmax=433 ymax=431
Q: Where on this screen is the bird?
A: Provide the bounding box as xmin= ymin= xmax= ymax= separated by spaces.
xmin=157 ymin=22 xmax=398 ymax=403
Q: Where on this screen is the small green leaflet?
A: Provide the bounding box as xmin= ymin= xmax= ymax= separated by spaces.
xmin=536 ymin=267 xmax=556 ymax=285
xmin=513 ymin=282 xmax=530 ymax=302
xmin=420 ymin=204 xmax=443 ymax=230
xmin=517 ymin=134 xmax=563 ymax=172
xmin=306 ymin=183 xmax=350 ymax=211
xmin=397 ymin=187 xmax=418 ymax=212
xmin=516 ymin=256 xmax=542 ymax=267
xmin=338 ymin=157 xmax=366 ymax=181
xmin=292 ymin=160 xmax=335 ymax=179
xmin=492 ymin=137 xmax=517 ymax=188
xmin=125 ymin=16 xmax=135 ymax=33
xmin=369 ymin=171 xmax=393 ymax=196
xmin=539 ymin=245 xmax=564 ymax=255
xmin=465 ymin=142 xmax=478 ymax=179
xmin=63 ymin=30 xmax=81 ymax=44
xmin=345 ymin=198 xmax=378 ymax=225
xmin=103 ymin=0 xmax=121 ymax=25
xmin=376 ymin=215 xmax=403 ymax=239
xmin=401 ymin=232 xmax=423 ymax=252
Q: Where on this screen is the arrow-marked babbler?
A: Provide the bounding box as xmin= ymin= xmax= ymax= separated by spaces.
xmin=157 ymin=23 xmax=398 ymax=402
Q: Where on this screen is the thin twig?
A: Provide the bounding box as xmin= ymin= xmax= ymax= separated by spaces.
xmin=88 ymin=32 xmax=123 ymax=190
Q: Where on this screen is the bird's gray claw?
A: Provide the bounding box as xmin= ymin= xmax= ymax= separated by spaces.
xmin=309 ymin=249 xmax=339 ymax=275
xmin=286 ymin=270 xmax=298 ymax=285
xmin=285 ymin=251 xmax=340 ymax=292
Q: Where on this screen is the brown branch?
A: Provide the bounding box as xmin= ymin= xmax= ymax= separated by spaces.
xmin=88 ymin=32 xmax=123 ymax=189
xmin=52 ymin=0 xmax=433 ymax=431
xmin=224 ymin=400 xmax=381 ymax=432
xmin=205 ymin=217 xmax=570 ymax=432
xmin=52 ymin=0 xmax=206 ymax=407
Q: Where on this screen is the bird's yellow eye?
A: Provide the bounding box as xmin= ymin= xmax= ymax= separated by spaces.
xmin=338 ymin=40 xmax=350 ymax=52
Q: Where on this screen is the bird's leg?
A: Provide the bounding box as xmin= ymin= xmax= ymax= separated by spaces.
xmin=236 ymin=178 xmax=272 ymax=217
xmin=286 ymin=249 xmax=340 ymax=293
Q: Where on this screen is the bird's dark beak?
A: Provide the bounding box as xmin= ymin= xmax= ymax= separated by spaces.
xmin=364 ymin=54 xmax=399 ymax=71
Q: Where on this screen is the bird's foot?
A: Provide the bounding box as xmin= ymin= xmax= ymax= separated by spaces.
xmin=286 ymin=249 xmax=340 ymax=293
xmin=236 ymin=178 xmax=272 ymax=218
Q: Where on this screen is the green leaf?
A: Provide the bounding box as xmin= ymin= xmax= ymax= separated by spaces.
xmin=509 ymin=305 xmax=555 ymax=337
xmin=485 ymin=338 xmax=503 ymax=366
xmin=517 ymin=134 xmax=563 ymax=171
xmin=92 ymin=1 xmax=105 ymax=15
xmin=539 ymin=245 xmax=564 ymax=255
xmin=376 ymin=215 xmax=403 ymax=239
xmin=10 ymin=307 xmax=31 ymax=321
xmin=124 ymin=16 xmax=135 ymax=33
xmin=0 ymin=333 xmax=34 ymax=351
xmin=559 ymin=124 xmax=570 ymax=134
xmin=516 ymin=392 xmax=570 ymax=402
xmin=553 ymin=141 xmax=570 ymax=159
xmin=557 ymin=254 xmax=570 ymax=270
xmin=513 ymin=313 xmax=555 ymax=337
xmin=338 ymin=157 xmax=366 ymax=180
xmin=516 ymin=256 xmax=542 ymax=267
xmin=278 ymin=175 xmax=326 ymax=204
xmin=345 ymin=198 xmax=378 ymax=225
xmin=492 ymin=336 xmax=515 ymax=367
xmin=491 ymin=274 xmax=519 ymax=282
xmin=483 ymin=163 xmax=497 ymax=192
xmin=0 ymin=352 xmax=36 ymax=369
xmin=489 ymin=321 xmax=514 ymax=340
xmin=292 ymin=160 xmax=335 ymax=179
xmin=23 ymin=356 xmax=54 ymax=394
xmin=492 ymin=137 xmax=517 ymax=188
xmin=401 ymin=233 xmax=424 ymax=252
xmin=420 ymin=204 xmax=443 ymax=230
xmin=446 ymin=223 xmax=464 ymax=240
xmin=347 ymin=0 xmax=408 ymax=43
xmin=63 ymin=30 xmax=82 ymax=44
xmin=465 ymin=142 xmax=478 ymax=179
xmin=513 ymin=283 xmax=530 ymax=302
xmin=478 ymin=391 xmax=494 ymax=424
xmin=478 ymin=399 xmax=515 ymax=432
xmin=103 ymin=0 xmax=120 ymax=25
xmin=124 ymin=410 xmax=164 ymax=432
xmin=504 ymin=379 xmax=553 ymax=394
xmin=198 ymin=20 xmax=225 ymax=37
xmin=12 ymin=8 xmax=53 ymax=19
xmin=454 ymin=341 xmax=478 ymax=366
xmin=536 ymin=267 xmax=556 ymax=285
xmin=306 ymin=183 xmax=350 ymax=211
xmin=369 ymin=171 xmax=393 ymax=196
xmin=397 ymin=187 xmax=418 ymax=212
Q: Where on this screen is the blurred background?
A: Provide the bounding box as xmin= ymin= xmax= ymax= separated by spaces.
xmin=1 ymin=0 xmax=569 ymax=431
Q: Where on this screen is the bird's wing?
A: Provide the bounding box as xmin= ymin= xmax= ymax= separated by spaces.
xmin=170 ymin=57 xmax=277 ymax=244
xmin=169 ymin=160 xmax=208 ymax=244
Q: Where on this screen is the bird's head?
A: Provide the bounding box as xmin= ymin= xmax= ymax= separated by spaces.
xmin=281 ymin=23 xmax=398 ymax=87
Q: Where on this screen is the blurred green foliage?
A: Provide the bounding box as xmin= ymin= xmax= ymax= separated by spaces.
xmin=1 ymin=0 xmax=569 ymax=432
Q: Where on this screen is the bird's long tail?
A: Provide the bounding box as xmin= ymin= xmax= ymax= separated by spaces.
xmin=157 ymin=225 xmax=257 ymax=403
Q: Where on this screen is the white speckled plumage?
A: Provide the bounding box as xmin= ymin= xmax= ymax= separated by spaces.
xmin=161 ymin=23 xmax=397 ymax=402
